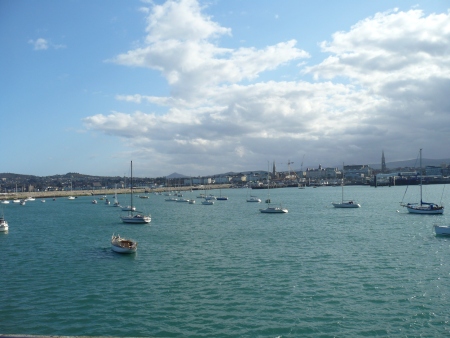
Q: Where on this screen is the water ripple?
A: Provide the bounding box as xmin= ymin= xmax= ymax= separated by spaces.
xmin=1 ymin=186 xmax=450 ymax=336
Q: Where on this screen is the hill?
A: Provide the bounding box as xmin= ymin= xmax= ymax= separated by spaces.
xmin=369 ymin=158 xmax=450 ymax=170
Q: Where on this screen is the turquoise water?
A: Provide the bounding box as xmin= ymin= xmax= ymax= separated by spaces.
xmin=1 ymin=185 xmax=450 ymax=337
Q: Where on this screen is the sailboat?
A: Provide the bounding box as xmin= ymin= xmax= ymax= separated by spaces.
xmin=246 ymin=186 xmax=261 ymax=202
xmin=401 ymin=149 xmax=444 ymax=214
xmin=201 ymin=186 xmax=214 ymax=205
xmin=111 ymin=234 xmax=137 ymax=253
xmin=216 ymin=189 xmax=228 ymax=200
xmin=260 ymin=163 xmax=288 ymax=213
xmin=0 ymin=212 xmax=8 ymax=232
xmin=332 ymin=163 xmax=361 ymax=208
xmin=113 ymin=184 xmax=121 ymax=207
xmin=120 ymin=161 xmax=151 ymax=224
xmin=188 ymin=177 xmax=195 ymax=204
xmin=68 ymin=181 xmax=75 ymax=200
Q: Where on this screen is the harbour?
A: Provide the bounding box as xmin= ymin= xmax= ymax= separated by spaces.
xmin=1 ymin=185 xmax=450 ymax=337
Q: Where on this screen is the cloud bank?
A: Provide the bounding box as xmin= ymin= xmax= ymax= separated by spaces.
xmin=84 ymin=1 xmax=450 ymax=176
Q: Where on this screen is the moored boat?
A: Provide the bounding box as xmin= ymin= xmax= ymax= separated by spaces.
xmin=260 ymin=162 xmax=288 ymax=214
xmin=120 ymin=213 xmax=151 ymax=223
xmin=0 ymin=215 xmax=8 ymax=232
xmin=332 ymin=200 xmax=361 ymax=208
xmin=111 ymin=234 xmax=137 ymax=253
xmin=401 ymin=149 xmax=444 ymax=214
xmin=434 ymin=225 xmax=450 ymax=235
xmin=113 ymin=185 xmax=121 ymax=207
xmin=120 ymin=161 xmax=151 ymax=224
xmin=259 ymin=206 xmax=288 ymax=213
xmin=332 ymin=163 xmax=361 ymax=208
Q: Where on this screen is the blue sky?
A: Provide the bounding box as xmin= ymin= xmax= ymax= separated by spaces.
xmin=1 ymin=0 xmax=449 ymax=177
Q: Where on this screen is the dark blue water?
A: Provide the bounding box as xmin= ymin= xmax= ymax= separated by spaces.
xmin=1 ymin=185 xmax=450 ymax=337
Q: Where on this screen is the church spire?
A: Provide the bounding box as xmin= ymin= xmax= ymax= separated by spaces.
xmin=381 ymin=150 xmax=386 ymax=173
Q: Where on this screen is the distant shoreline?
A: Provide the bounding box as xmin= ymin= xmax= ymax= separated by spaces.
xmin=0 ymin=185 xmax=232 ymax=201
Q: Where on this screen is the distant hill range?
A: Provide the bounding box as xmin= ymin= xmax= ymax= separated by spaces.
xmin=166 ymin=172 xmax=190 ymax=179
xmin=369 ymin=158 xmax=450 ymax=170
xmin=2 ymin=159 xmax=450 ymax=181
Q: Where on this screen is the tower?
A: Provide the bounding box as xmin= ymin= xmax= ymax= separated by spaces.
xmin=272 ymin=160 xmax=276 ymax=176
xmin=381 ymin=150 xmax=386 ymax=173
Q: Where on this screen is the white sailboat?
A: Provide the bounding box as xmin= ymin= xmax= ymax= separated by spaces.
xmin=68 ymin=181 xmax=75 ymax=200
xmin=188 ymin=177 xmax=195 ymax=204
xmin=120 ymin=161 xmax=151 ymax=224
xmin=113 ymin=184 xmax=120 ymax=207
xmin=332 ymin=163 xmax=361 ymax=208
xmin=0 ymin=213 xmax=8 ymax=232
xmin=260 ymin=163 xmax=288 ymax=213
xmin=111 ymin=234 xmax=137 ymax=253
xmin=201 ymin=199 xmax=214 ymax=205
xmin=13 ymin=184 xmax=20 ymax=203
xmin=246 ymin=187 xmax=261 ymax=203
xmin=401 ymin=149 xmax=444 ymax=214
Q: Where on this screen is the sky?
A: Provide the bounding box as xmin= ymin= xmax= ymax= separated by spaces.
xmin=1 ymin=0 xmax=450 ymax=178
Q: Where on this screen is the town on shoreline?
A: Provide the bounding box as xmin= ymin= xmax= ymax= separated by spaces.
xmin=2 ymin=156 xmax=450 ymax=201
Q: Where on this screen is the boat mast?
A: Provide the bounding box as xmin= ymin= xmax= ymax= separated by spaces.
xmin=419 ymin=149 xmax=422 ymax=206
xmin=342 ymin=162 xmax=344 ymax=203
xmin=267 ymin=161 xmax=271 ymax=205
xmin=131 ymin=161 xmax=133 ymax=214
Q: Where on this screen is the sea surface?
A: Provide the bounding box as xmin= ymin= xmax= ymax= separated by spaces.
xmin=1 ymin=185 xmax=450 ymax=337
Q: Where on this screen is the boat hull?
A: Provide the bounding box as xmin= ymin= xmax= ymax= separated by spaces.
xmin=406 ymin=206 xmax=444 ymax=214
xmin=260 ymin=207 xmax=288 ymax=213
xmin=111 ymin=245 xmax=137 ymax=253
xmin=120 ymin=215 xmax=151 ymax=224
xmin=332 ymin=202 xmax=361 ymax=208
xmin=434 ymin=225 xmax=450 ymax=235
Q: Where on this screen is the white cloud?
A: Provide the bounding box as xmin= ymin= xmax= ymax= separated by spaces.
xmin=109 ymin=0 xmax=309 ymax=98
xmin=87 ymin=3 xmax=450 ymax=176
xmin=28 ymin=38 xmax=66 ymax=51
xmin=29 ymin=38 xmax=49 ymax=50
